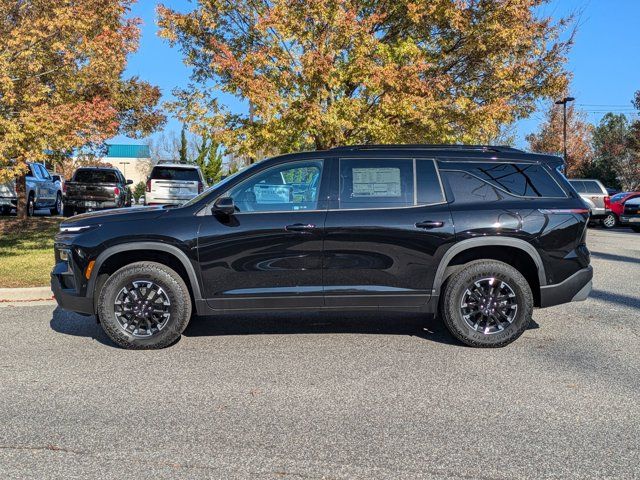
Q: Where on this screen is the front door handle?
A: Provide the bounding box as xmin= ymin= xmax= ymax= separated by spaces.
xmin=285 ymin=223 xmax=317 ymax=232
xmin=415 ymin=220 xmax=444 ymax=229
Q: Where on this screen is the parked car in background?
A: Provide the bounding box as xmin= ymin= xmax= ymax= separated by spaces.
xmin=619 ymin=197 xmax=640 ymax=232
xmin=145 ymin=164 xmax=206 ymax=206
xmin=606 ymin=187 xmax=620 ymax=196
xmin=53 ymin=144 xmax=592 ymax=350
xmin=602 ymin=191 xmax=640 ymax=229
xmin=0 ymin=162 xmax=62 ymax=216
xmin=63 ymin=167 xmax=132 ymax=217
xmin=568 ymin=179 xmax=610 ymax=223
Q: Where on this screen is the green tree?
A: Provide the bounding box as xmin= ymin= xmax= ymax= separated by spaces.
xmin=193 ymin=135 xmax=224 ymax=185
xmin=158 ymin=0 xmax=572 ymax=158
xmin=0 ymin=0 xmax=165 ymax=217
xmin=179 ymin=126 xmax=188 ymax=163
xmin=133 ymin=181 xmax=146 ymax=201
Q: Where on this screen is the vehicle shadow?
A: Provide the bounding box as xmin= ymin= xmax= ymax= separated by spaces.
xmin=49 ymin=307 xmax=116 ymax=347
xmin=51 ymin=307 xmax=541 ymax=348
xmin=184 ymin=311 xmax=462 ymax=345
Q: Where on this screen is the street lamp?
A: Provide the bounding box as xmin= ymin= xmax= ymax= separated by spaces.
xmin=555 ymin=96 xmax=575 ymax=164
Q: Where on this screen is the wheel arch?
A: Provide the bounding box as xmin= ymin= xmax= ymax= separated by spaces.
xmin=433 ymin=237 xmax=546 ymax=301
xmin=88 ymin=242 xmax=203 ymax=313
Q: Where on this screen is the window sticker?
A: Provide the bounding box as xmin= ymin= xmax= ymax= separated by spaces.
xmin=352 ymin=168 xmax=402 ymax=197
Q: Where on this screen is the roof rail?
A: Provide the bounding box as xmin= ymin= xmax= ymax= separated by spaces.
xmin=329 ymin=144 xmax=523 ymax=153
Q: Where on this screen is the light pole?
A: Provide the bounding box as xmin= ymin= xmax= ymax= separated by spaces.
xmin=555 ymin=96 xmax=575 ymax=164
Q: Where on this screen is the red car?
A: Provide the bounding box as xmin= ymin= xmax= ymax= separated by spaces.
xmin=603 ymin=191 xmax=640 ymax=228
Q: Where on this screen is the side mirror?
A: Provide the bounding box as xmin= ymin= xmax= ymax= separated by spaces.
xmin=212 ymin=196 xmax=235 ymax=215
xmin=126 ymin=179 xmax=133 ymax=185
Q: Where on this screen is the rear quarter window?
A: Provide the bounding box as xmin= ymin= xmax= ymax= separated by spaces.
xmin=441 ymin=171 xmax=505 ymax=204
xmin=462 ymin=163 xmax=566 ymax=197
xmin=151 ymin=167 xmax=200 ymax=181
xmin=582 ymin=181 xmax=605 ymax=194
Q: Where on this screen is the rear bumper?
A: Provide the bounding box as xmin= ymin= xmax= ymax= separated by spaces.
xmin=65 ymin=200 xmax=118 ymax=210
xmin=539 ymin=266 xmax=593 ymax=308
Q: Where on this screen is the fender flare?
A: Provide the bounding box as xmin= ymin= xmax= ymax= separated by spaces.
xmin=432 ymin=237 xmax=546 ymax=296
xmin=87 ymin=242 xmax=203 ymax=301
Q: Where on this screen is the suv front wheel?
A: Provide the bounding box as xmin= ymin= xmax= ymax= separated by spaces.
xmin=97 ymin=261 xmax=192 ymax=349
xmin=439 ymin=260 xmax=533 ymax=348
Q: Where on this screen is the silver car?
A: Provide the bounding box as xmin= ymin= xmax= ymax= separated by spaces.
xmin=145 ymin=164 xmax=206 ymax=206
xmin=0 ymin=162 xmax=63 ymax=216
xmin=568 ymin=179 xmax=610 ymax=220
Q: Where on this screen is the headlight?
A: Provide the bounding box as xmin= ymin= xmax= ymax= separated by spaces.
xmin=59 ymin=248 xmax=70 ymax=262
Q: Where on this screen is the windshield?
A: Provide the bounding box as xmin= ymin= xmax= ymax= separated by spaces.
xmin=181 ymin=168 xmax=245 ymax=207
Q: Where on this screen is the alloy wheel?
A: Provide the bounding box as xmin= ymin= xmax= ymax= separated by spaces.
xmin=603 ymin=214 xmax=616 ymax=228
xmin=114 ymin=280 xmax=171 ymax=337
xmin=460 ymin=277 xmax=518 ymax=335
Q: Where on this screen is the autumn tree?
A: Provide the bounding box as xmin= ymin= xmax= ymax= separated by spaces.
xmin=0 ymin=0 xmax=165 ymax=217
xmin=158 ymin=0 xmax=572 ymax=160
xmin=526 ymin=102 xmax=593 ymax=176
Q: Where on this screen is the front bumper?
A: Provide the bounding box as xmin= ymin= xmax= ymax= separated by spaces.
xmin=51 ymin=265 xmax=93 ymax=315
xmin=619 ymin=214 xmax=640 ymax=225
xmin=539 ymin=266 xmax=593 ymax=308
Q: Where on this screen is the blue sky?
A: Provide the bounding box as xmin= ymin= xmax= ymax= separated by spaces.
xmin=113 ymin=0 xmax=640 ymax=149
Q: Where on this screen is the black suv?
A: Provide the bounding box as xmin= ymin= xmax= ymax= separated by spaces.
xmin=52 ymin=145 xmax=593 ymax=349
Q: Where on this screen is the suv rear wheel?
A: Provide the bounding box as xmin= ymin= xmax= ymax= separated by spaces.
xmin=602 ymin=212 xmax=617 ymax=229
xmin=97 ymin=261 xmax=192 ymax=349
xmin=439 ymin=260 xmax=533 ymax=348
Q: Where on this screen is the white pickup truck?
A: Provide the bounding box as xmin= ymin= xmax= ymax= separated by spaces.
xmin=0 ymin=162 xmax=63 ymax=216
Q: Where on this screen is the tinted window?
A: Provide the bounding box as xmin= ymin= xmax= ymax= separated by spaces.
xmin=442 ymin=171 xmax=505 ymax=204
xmin=459 ymin=163 xmax=565 ymax=197
xmin=569 ymin=180 xmax=585 ymax=193
xmin=582 ymin=181 xmax=604 ymax=194
xmin=73 ymin=169 xmax=118 ymax=183
xmin=227 ymin=161 xmax=322 ymax=212
xmin=36 ymin=164 xmax=50 ymax=179
xmin=339 ymin=159 xmax=414 ymax=209
xmin=151 ymin=167 xmax=200 ymax=181
xmin=416 ymin=160 xmax=445 ymax=204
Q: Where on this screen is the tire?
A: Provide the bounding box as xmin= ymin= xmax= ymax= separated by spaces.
xmin=50 ymin=193 xmax=62 ymax=216
xmin=439 ymin=260 xmax=533 ymax=348
xmin=26 ymin=193 xmax=35 ymax=217
xmin=602 ymin=212 xmax=617 ymax=229
xmin=97 ymin=261 xmax=192 ymax=349
xmin=63 ymin=205 xmax=75 ymax=217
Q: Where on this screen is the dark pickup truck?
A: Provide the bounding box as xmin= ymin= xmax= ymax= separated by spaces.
xmin=63 ymin=167 xmax=132 ymax=217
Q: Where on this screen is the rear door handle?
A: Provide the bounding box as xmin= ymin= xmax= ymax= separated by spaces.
xmin=415 ymin=220 xmax=444 ymax=229
xmin=285 ymin=223 xmax=317 ymax=232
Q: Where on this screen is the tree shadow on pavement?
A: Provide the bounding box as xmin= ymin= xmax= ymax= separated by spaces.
xmin=49 ymin=307 xmax=116 ymax=347
xmin=589 ymin=289 xmax=640 ymax=310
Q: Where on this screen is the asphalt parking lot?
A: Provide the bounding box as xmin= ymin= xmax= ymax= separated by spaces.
xmin=0 ymin=228 xmax=638 ymax=479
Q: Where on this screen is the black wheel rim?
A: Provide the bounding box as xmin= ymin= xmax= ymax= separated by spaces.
xmin=460 ymin=277 xmax=518 ymax=335
xmin=114 ymin=280 xmax=171 ymax=338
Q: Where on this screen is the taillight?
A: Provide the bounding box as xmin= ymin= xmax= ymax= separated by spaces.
xmin=62 ymin=182 xmax=67 ymax=194
xmin=604 ymin=196 xmax=611 ymax=209
xmin=198 ymin=181 xmax=203 ymax=193
xmin=113 ymin=187 xmax=120 ymax=196
xmin=146 ymin=179 xmax=151 ymax=192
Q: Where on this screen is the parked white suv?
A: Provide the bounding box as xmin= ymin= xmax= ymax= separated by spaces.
xmin=145 ymin=164 xmax=206 ymax=206
xmin=568 ymin=179 xmax=610 ymax=220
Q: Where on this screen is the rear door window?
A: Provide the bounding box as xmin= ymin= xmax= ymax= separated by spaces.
xmin=416 ymin=159 xmax=445 ymax=204
xmin=339 ymin=159 xmax=414 ymax=209
xmin=582 ymin=181 xmax=604 ymax=194
xmin=151 ymin=167 xmax=200 ymax=182
xmin=73 ymin=170 xmax=118 ymax=183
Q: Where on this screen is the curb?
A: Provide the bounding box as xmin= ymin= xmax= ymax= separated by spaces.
xmin=0 ymin=286 xmax=53 ymax=302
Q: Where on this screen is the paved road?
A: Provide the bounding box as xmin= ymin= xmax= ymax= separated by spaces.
xmin=1 ymin=229 xmax=638 ymax=479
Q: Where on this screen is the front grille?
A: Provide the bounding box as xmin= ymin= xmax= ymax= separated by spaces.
xmin=624 ymin=204 xmax=640 ymax=215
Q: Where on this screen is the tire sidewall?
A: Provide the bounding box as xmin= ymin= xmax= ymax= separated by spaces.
xmin=442 ymin=261 xmax=533 ymax=347
xmin=98 ymin=263 xmax=192 ymax=349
